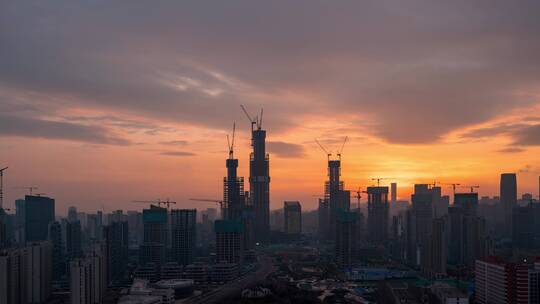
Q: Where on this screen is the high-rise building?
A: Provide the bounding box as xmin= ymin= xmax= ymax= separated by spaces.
xmin=422 ymin=218 xmax=447 ymax=278
xmin=215 ymin=219 xmax=243 ymax=264
xmin=318 ymin=198 xmax=330 ymax=240
xmin=103 ymin=220 xmax=129 ymax=284
xmin=391 ymin=183 xmax=397 ymax=205
xmin=68 ymin=206 xmax=78 ymax=222
xmin=283 ymin=201 xmax=302 ymax=236
xmin=0 ymin=247 xmax=25 ymax=304
xmin=63 ymin=219 xmax=83 ymax=259
xmin=127 ymin=211 xmax=143 ymax=246
xmin=224 ymin=157 xmax=245 ymax=220
xmin=48 ymin=221 xmax=65 ymax=280
xmin=325 ymin=159 xmax=351 ymax=239
xmin=15 ymin=199 xmax=25 ymax=244
xmin=335 ymin=211 xmax=357 ymax=268
xmin=139 ymin=205 xmax=167 ymax=270
xmin=448 ymin=193 xmax=488 ymax=268
xmin=249 ymin=123 xmax=270 ymax=244
xmin=26 ymin=241 xmax=53 ymax=303
xmin=501 ymin=173 xmax=517 ymax=238
xmin=367 ymin=186 xmax=389 ymax=243
xmin=70 ymin=252 xmax=106 ymax=304
xmin=24 ymin=195 xmax=55 ymax=242
xmin=475 ymin=257 xmax=540 ymax=304
xmin=407 ymin=184 xmax=434 ymax=266
xmin=512 ymin=204 xmax=534 ymax=250
xmin=170 ymin=209 xmax=196 ymax=266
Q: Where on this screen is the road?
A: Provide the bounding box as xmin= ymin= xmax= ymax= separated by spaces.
xmin=181 ymin=254 xmax=276 ymax=304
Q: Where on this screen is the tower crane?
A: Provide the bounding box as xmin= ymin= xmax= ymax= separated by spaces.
xmin=336 ymin=136 xmax=348 ymax=160
xmin=371 ymin=178 xmax=394 ymax=187
xmin=315 ymin=139 xmax=332 ymax=160
xmin=0 ymin=167 xmax=7 ymax=210
xmin=354 ymin=186 xmax=368 ymax=209
xmin=441 ymin=183 xmax=461 ymax=195
xmin=13 ymin=186 xmax=38 ymax=195
xmin=188 ymin=198 xmax=224 ymax=209
xmin=462 ymin=185 xmax=480 ymax=193
xmin=240 ymin=105 xmax=263 ymax=131
xmin=189 ymin=198 xmax=224 ymax=218
xmin=132 ymin=198 xmax=177 ymax=209
xmin=227 ymin=122 xmax=236 ymax=159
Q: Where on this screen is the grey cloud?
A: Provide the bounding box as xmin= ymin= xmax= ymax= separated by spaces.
xmin=267 ymin=141 xmax=305 ymax=158
xmin=0 ymin=114 xmax=130 ymax=145
xmin=1 ymin=1 xmax=540 ymax=143
xmin=160 ymin=151 xmax=196 ymax=157
xmin=497 ymin=147 xmax=525 ymax=153
xmin=461 ymin=123 xmax=527 ymax=139
xmin=160 ymin=140 xmax=189 ymax=146
xmin=514 ymin=124 xmax=540 ymax=146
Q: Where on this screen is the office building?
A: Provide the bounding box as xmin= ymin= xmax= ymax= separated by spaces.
xmin=501 ymin=173 xmax=517 ymax=238
xmin=170 ymin=209 xmax=197 ymax=266
xmin=283 ymin=201 xmax=302 ymax=236
xmin=215 ymin=219 xmax=243 ymax=264
xmin=24 ymin=195 xmax=55 ymax=242
xmin=367 ymin=186 xmax=389 ymax=243
xmin=103 ymin=220 xmax=128 ymax=284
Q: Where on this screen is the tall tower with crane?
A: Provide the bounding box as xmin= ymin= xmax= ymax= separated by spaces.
xmin=224 ymin=122 xmax=246 ymax=221
xmin=241 ymin=105 xmax=270 ymax=243
xmin=315 ymin=137 xmax=350 ymax=240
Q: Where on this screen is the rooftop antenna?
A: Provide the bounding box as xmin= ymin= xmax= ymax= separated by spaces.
xmin=0 ymin=167 xmax=7 ymax=209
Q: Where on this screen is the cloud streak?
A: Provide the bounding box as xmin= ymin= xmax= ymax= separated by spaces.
xmin=267 ymin=141 xmax=305 ymax=158
xmin=0 ymin=114 xmax=130 ymax=145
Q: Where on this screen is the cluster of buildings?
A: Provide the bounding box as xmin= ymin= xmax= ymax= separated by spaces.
xmin=2 ymin=109 xmax=540 ymax=303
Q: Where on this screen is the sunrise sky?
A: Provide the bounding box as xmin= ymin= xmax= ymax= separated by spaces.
xmin=1 ymin=1 xmax=540 ymax=214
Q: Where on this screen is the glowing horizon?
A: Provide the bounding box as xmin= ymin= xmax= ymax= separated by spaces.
xmin=1 ymin=1 xmax=540 ymax=214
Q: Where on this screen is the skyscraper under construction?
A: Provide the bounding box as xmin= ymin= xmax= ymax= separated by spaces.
xmin=241 ymin=106 xmax=270 ymax=244
xmin=316 ymin=137 xmax=350 ymax=241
